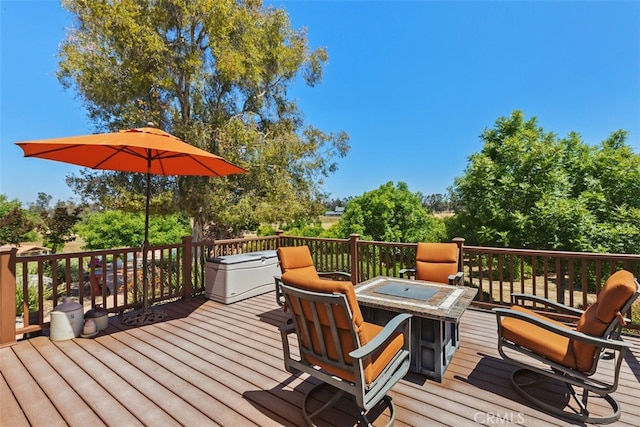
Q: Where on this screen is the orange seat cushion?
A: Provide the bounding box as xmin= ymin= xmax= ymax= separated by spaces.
xmin=500 ymin=305 xmax=577 ymax=369
xmin=415 ymin=243 xmax=458 ymax=283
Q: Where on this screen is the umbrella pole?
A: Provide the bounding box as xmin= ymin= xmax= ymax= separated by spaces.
xmin=122 ymin=161 xmax=167 ymax=325
xmin=142 ymin=166 xmax=151 ymax=313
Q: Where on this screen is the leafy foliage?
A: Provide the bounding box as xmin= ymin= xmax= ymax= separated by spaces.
xmin=77 ymin=210 xmax=191 ymax=250
xmin=280 ymin=218 xmax=325 ymax=237
xmin=323 ymin=196 xmax=353 ymax=211
xmin=15 ymin=283 xmax=53 ymax=316
xmin=38 ymin=203 xmax=84 ymax=253
xmin=58 ymin=0 xmax=349 ymax=238
xmin=448 ymin=110 xmax=640 ymax=253
xmin=0 ymin=195 xmax=37 ymax=245
xmin=422 ymin=193 xmax=451 ymax=213
xmin=336 ymin=182 xmax=446 ymax=243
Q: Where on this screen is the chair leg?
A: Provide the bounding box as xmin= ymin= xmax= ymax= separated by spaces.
xmin=511 ymin=368 xmax=622 ymax=424
xmin=302 ymin=382 xmax=346 ymax=426
xmin=302 ymin=382 xmax=396 ymax=427
xmin=362 ymin=395 xmax=396 ymax=427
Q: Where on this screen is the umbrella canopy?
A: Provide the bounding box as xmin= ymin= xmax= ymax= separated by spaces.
xmin=16 ymin=127 xmax=247 ymax=322
xmin=16 ymin=127 xmax=246 ymax=176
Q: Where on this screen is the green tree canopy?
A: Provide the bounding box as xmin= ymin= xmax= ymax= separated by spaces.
xmin=336 ymin=182 xmax=446 ymax=243
xmin=77 ymin=210 xmax=191 ymax=250
xmin=0 ymin=195 xmax=37 ymax=245
xmin=448 ymin=110 xmax=640 ymax=253
xmin=38 ymin=202 xmax=85 ymax=253
xmin=59 ymin=0 xmax=349 ymax=238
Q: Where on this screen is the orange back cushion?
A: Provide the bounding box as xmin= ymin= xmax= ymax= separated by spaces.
xmin=415 ymin=243 xmax=459 ymax=283
xmin=573 ymin=270 xmax=637 ymax=371
xmin=280 ymin=273 xmax=363 ymax=363
xmin=281 ymin=272 xmax=401 ymax=384
xmin=277 ymin=246 xmax=318 ymax=279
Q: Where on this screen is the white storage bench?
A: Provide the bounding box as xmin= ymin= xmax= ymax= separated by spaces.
xmin=205 ymin=250 xmax=280 ymax=304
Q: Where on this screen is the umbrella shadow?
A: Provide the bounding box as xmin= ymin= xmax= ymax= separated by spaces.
xmin=103 ymin=296 xmax=210 ymax=332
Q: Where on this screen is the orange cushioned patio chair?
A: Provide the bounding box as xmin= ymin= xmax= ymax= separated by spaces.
xmin=274 ymin=245 xmax=351 ymax=308
xmin=494 ymin=269 xmax=640 ymax=424
xmin=279 ymin=270 xmax=411 ymax=426
xmin=399 ymin=242 xmax=463 ymax=285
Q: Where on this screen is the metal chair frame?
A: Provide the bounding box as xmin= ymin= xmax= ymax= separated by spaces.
xmin=494 ymin=277 xmax=639 ymax=424
xmin=279 ymin=282 xmax=411 ymax=426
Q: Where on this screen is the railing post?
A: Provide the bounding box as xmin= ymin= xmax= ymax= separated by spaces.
xmin=0 ymin=247 xmax=18 ymax=347
xmin=349 ymin=234 xmax=360 ymax=284
xmin=453 ymin=237 xmax=465 ymax=276
xmin=275 ymin=230 xmax=283 ymax=248
xmin=181 ymin=236 xmax=193 ymax=299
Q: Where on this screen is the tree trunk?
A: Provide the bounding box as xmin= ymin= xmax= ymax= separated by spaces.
xmin=191 ymin=217 xmax=204 ymax=242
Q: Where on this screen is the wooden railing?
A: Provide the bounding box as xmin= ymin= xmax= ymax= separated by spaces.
xmin=462 ymin=245 xmax=640 ymax=311
xmin=2 ymin=233 xmax=639 ymax=346
xmin=274 ymin=234 xmax=639 ymax=331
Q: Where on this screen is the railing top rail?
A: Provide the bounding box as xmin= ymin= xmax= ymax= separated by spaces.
xmin=357 ymin=240 xmax=416 ymax=248
xmin=279 ymin=236 xmax=349 ymax=244
xmin=464 ymin=245 xmax=640 ymax=260
xmin=199 ymin=235 xmax=278 ymax=245
xmin=15 ymin=243 xmax=184 ymax=263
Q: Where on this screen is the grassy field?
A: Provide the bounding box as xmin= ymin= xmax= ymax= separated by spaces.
xmin=319 ymin=215 xmax=341 ymax=229
xmin=20 ymin=238 xmax=86 ymax=254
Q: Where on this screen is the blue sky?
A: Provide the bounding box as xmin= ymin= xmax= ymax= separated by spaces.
xmin=1 ymin=1 xmax=639 ymax=205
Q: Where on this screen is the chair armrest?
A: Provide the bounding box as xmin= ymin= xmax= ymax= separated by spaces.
xmin=510 ymin=293 xmax=584 ymax=316
xmin=278 ymin=321 xmax=296 ymax=335
xmin=274 ymin=275 xmax=285 ymax=307
xmin=493 ymin=308 xmax=631 ymax=351
xmin=318 ymin=271 xmax=352 ymax=281
xmin=398 ymin=268 xmax=415 ymax=279
xmin=448 ymin=271 xmax=464 ymax=286
xmin=350 ymin=313 xmax=412 ymax=360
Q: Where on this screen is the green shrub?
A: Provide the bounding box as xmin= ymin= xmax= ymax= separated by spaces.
xmin=15 ymin=284 xmax=53 ymax=316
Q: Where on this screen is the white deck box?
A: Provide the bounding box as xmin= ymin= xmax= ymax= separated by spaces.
xmin=205 ymin=250 xmax=280 ymax=304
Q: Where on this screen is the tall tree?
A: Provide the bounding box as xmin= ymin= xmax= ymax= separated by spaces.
xmin=29 ymin=192 xmax=53 ymax=215
xmin=336 ymin=182 xmax=446 ymax=243
xmin=77 ymin=210 xmax=191 ymax=250
xmin=59 ymin=0 xmax=349 ymax=238
xmin=422 ymin=193 xmax=450 ymax=213
xmin=448 ymin=110 xmax=640 ymax=253
xmin=38 ymin=202 xmax=84 ymax=253
xmin=0 ymin=195 xmax=36 ymax=245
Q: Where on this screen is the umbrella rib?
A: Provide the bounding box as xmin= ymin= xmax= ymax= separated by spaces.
xmin=21 ymin=145 xmax=79 ymax=158
xmin=140 ymin=149 xmax=236 ymax=177
xmin=92 ymin=146 xmax=145 ymax=169
xmin=189 ymin=155 xmax=235 ymax=176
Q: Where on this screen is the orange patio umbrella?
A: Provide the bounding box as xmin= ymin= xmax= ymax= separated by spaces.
xmin=16 ymin=127 xmax=247 ymax=322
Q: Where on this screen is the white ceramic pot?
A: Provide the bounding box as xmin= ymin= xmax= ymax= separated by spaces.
xmin=85 ymin=305 xmax=109 ymax=331
xmin=83 ymin=319 xmax=97 ymax=335
xmin=50 ymin=297 xmax=83 ymax=341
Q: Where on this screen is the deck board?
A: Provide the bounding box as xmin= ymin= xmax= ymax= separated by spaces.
xmin=2 ymin=291 xmax=640 ymax=427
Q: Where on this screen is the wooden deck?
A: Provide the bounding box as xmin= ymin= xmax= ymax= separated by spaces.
xmin=2 ymin=291 xmax=639 ymax=426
